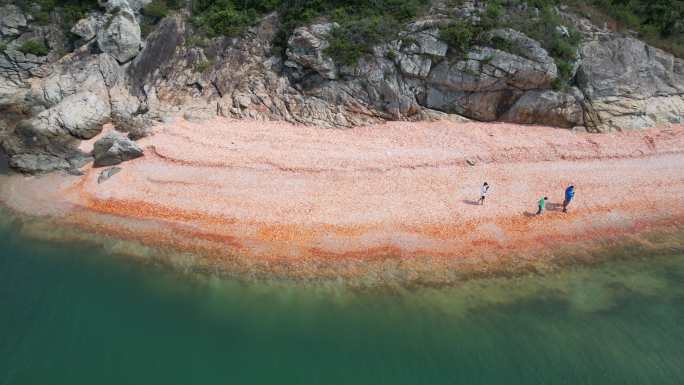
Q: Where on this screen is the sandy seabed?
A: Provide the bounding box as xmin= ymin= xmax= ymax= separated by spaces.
xmin=2 ymin=119 xmax=684 ymax=285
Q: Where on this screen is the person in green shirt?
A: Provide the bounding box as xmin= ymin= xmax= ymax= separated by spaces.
xmin=536 ymin=197 xmax=548 ymax=215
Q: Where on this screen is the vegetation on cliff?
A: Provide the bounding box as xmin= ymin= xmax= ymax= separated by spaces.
xmin=568 ymin=0 xmax=684 ymax=57
xmin=7 ymin=0 xmax=681 ymax=59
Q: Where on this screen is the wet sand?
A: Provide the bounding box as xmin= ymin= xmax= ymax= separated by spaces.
xmin=2 ymin=119 xmax=684 ymax=283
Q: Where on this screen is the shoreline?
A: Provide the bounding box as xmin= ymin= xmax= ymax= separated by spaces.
xmin=1 ymin=203 xmax=682 ymax=288
xmin=1 ymin=119 xmax=684 ymax=285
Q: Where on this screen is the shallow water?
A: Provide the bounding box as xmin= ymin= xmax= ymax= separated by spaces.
xmin=1 ymin=218 xmax=683 ymax=385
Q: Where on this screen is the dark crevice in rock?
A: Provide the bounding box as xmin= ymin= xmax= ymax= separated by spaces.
xmin=0 ymin=145 xmax=9 ymax=175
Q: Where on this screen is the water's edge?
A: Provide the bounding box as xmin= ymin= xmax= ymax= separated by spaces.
xmin=2 ymin=202 xmax=683 ymax=289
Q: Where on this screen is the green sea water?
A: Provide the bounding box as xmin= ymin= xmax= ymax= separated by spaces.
xmin=1 ymin=217 xmax=683 ymax=385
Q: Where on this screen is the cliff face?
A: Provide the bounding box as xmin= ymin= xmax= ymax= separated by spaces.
xmin=1 ymin=0 xmax=683 ymax=173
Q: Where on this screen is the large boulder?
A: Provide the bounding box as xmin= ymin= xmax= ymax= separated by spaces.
xmin=97 ymin=9 xmax=142 ymax=63
xmin=54 ymin=92 xmax=111 ymax=139
xmin=502 ymin=89 xmax=584 ymax=128
xmin=19 ymin=91 xmax=110 ymax=143
xmin=577 ymin=36 xmax=684 ymax=131
xmin=35 ymin=53 xmax=118 ymax=107
xmin=92 ymin=130 xmax=143 ymax=167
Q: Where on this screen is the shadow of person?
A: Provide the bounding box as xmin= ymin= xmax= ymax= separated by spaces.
xmin=463 ymin=199 xmax=481 ymax=206
xmin=523 ymin=211 xmax=537 ymax=217
xmin=547 ymin=202 xmax=563 ymax=212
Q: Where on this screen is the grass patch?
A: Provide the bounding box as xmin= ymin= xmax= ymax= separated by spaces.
xmin=194 ymin=59 xmax=213 ymax=73
xmin=18 ymin=39 xmax=50 ymax=56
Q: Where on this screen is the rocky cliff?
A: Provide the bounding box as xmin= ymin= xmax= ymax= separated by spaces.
xmin=1 ymin=0 xmax=683 ymax=173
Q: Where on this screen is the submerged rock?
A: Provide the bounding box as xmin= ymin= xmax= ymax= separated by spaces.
xmin=92 ymin=131 xmax=144 ymax=167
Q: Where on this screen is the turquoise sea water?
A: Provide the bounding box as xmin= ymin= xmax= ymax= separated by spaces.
xmin=1 ymin=216 xmax=683 ymax=385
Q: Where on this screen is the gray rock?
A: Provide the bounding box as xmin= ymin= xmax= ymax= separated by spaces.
xmin=425 ymin=87 xmax=522 ymax=121
xmin=112 ymin=114 xmax=153 ymax=140
xmin=577 ymin=36 xmax=684 ymax=131
xmin=422 ymin=29 xmax=559 ymax=121
xmin=0 ymin=37 xmax=50 ymax=82
xmin=428 ymin=45 xmax=557 ymax=93
xmin=20 ymin=91 xmax=110 ymax=143
xmin=54 ymin=92 xmax=111 ymax=139
xmin=37 ymin=53 xmax=119 ymax=108
xmin=285 ymin=23 xmax=338 ymax=80
xmin=9 ymin=153 xmax=70 ymax=173
xmin=92 ymin=131 xmax=144 ymax=167
xmin=403 ymin=29 xmax=448 ymax=57
xmin=71 ymin=14 xmax=103 ymax=41
xmin=0 ymin=5 xmax=27 ymax=37
xmin=485 ymin=28 xmax=558 ymax=66
xmin=97 ymin=166 xmax=122 ymax=183
xmin=97 ymin=10 xmax=142 ymax=63
xmin=398 ymin=53 xmax=432 ymax=78
xmin=502 ymin=89 xmax=584 ymax=128
xmin=98 ymin=0 xmax=131 ymax=13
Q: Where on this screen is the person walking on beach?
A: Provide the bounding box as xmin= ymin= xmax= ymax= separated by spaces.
xmin=563 ymin=185 xmax=575 ymax=213
xmin=536 ymin=197 xmax=548 ymax=216
xmin=479 ymin=182 xmax=490 ymax=205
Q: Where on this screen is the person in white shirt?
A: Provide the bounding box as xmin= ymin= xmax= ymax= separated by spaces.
xmin=479 ymin=182 xmax=490 ymax=205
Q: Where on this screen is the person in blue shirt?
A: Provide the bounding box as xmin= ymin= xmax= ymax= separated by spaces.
xmin=563 ymin=185 xmax=575 ymax=213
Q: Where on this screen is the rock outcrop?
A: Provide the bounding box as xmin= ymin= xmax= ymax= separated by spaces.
xmin=502 ymin=89 xmax=584 ymax=128
xmin=0 ymin=4 xmax=27 ymax=37
xmin=577 ymin=36 xmax=684 ymax=131
xmin=96 ymin=8 xmax=142 ymax=63
xmin=286 ymin=23 xmax=338 ymax=80
xmin=1 ymin=1 xmax=683 ymax=173
xmin=9 ymin=153 xmax=71 ymax=174
xmin=92 ymin=131 xmax=144 ymax=167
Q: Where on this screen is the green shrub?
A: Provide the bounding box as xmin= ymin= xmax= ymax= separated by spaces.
xmin=18 ymin=40 xmax=50 ymax=56
xmin=192 ymin=0 xmax=428 ymax=61
xmin=325 ymin=15 xmax=401 ymax=65
xmin=566 ymin=0 xmax=684 ymax=57
xmin=192 ymin=0 xmax=261 ymax=37
xmin=143 ymin=0 xmax=169 ymax=19
xmin=195 ymin=59 xmax=213 ymax=73
xmin=440 ymin=21 xmax=480 ymax=54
